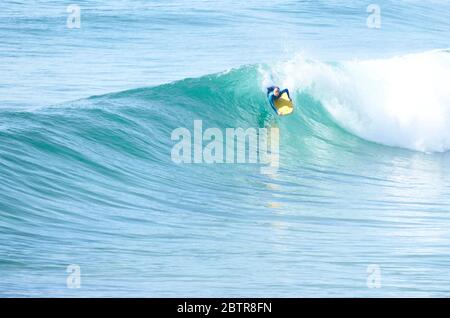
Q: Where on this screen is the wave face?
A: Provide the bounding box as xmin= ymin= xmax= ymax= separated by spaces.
xmin=2 ymin=52 xmax=450 ymax=297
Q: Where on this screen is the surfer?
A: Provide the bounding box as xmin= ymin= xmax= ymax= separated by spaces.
xmin=267 ymin=86 xmax=292 ymax=114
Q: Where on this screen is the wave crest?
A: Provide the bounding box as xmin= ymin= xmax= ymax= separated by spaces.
xmin=267 ymin=49 xmax=450 ymax=152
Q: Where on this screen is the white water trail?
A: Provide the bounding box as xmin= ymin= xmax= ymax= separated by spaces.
xmin=270 ymin=50 xmax=450 ymax=152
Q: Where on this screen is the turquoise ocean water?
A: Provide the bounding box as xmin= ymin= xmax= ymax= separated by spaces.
xmin=1 ymin=1 xmax=450 ymax=296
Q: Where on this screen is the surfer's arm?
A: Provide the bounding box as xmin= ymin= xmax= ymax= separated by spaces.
xmin=279 ymin=88 xmax=292 ymax=100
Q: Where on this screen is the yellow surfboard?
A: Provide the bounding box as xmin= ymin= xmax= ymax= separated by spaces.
xmin=273 ymin=92 xmax=294 ymax=116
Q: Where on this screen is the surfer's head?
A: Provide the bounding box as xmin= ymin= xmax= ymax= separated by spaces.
xmin=273 ymin=87 xmax=280 ymax=97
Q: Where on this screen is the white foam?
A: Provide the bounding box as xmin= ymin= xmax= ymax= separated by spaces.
xmin=269 ymin=50 xmax=450 ymax=152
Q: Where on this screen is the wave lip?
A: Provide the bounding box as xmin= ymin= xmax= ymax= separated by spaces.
xmin=269 ymin=49 xmax=450 ymax=152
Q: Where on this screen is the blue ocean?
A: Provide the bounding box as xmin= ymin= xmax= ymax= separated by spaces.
xmin=1 ymin=0 xmax=450 ymax=297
